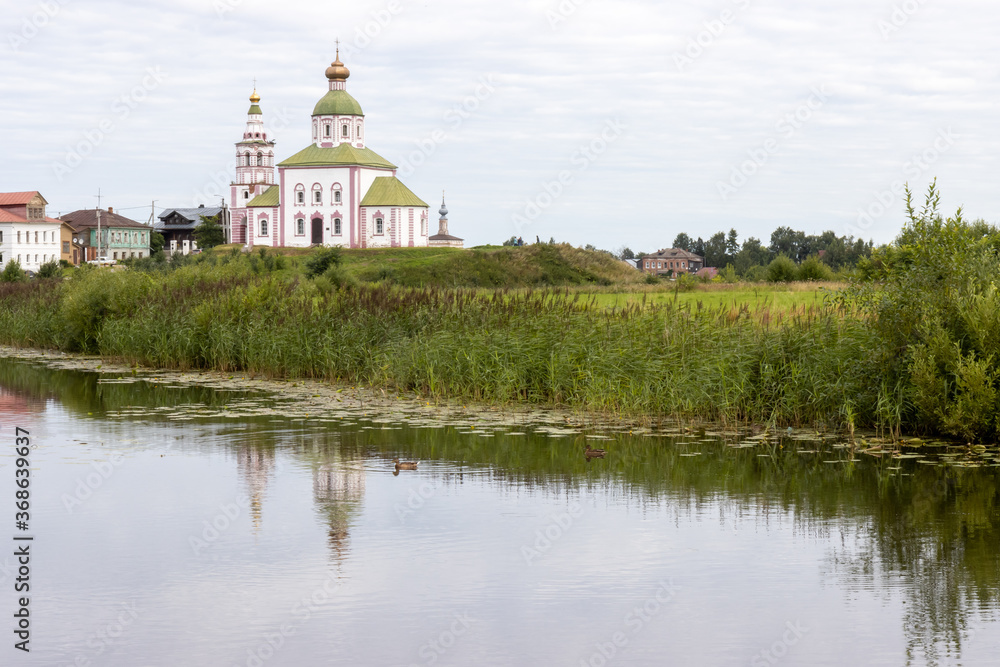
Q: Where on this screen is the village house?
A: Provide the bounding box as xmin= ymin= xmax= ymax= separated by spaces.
xmin=155 ymin=205 xmax=226 ymax=254
xmin=60 ymin=208 xmax=152 ymax=262
xmin=0 ymin=191 xmax=64 ymax=272
xmin=638 ymin=248 xmax=705 ymax=276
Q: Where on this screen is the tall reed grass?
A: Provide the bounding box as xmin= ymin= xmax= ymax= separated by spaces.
xmin=0 ymin=258 xmax=885 ymax=431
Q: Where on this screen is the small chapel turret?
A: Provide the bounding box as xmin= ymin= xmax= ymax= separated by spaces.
xmin=428 ymin=194 xmax=464 ymax=248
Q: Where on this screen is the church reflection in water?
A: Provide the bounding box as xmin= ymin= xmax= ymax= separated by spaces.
xmin=234 ymin=430 xmax=367 ymax=565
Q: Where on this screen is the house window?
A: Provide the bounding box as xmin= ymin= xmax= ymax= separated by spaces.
xmin=113 ymin=252 xmax=117 ymax=260
xmin=17 ymin=232 xmax=20 ymax=243
xmin=35 ymin=232 xmax=39 ymax=243
xmin=325 ymin=125 xmax=331 ymax=137
xmin=375 ymin=217 xmax=384 ymax=235
xmin=333 ymin=218 xmax=342 ymax=235
xmin=342 ymin=124 xmax=348 ymax=137
xmin=0 ymin=231 xmax=3 ymax=243
xmin=296 ymin=218 xmax=305 ymax=235
xmin=63 ymin=241 xmax=69 ymax=253
xmin=260 ymin=219 xmax=268 ymax=236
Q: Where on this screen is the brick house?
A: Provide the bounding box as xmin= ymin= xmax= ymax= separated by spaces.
xmin=639 ymin=248 xmax=704 ymax=276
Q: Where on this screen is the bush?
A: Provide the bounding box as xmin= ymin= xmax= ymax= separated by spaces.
xmin=797 ymin=255 xmax=833 ymax=281
xmin=765 ymin=255 xmax=797 ymax=282
xmin=304 ymin=247 xmax=343 ymax=278
xmin=1 ymin=261 xmax=26 ymax=283
xmin=37 ymin=260 xmax=61 ymax=279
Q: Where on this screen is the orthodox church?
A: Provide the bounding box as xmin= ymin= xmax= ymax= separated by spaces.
xmin=229 ymin=51 xmax=460 ymax=249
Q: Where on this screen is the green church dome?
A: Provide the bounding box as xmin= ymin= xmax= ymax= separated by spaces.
xmin=312 ymin=89 xmax=364 ymax=116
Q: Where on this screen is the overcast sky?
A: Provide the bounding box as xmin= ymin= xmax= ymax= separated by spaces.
xmin=2 ymin=0 xmax=996 ymax=250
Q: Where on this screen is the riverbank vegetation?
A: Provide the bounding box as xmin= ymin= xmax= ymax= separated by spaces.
xmin=1 ymin=183 xmax=998 ymax=440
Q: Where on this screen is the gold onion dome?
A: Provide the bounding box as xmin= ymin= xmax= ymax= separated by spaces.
xmin=325 ymin=50 xmax=350 ymax=81
xmin=249 ymin=89 xmax=261 ymax=104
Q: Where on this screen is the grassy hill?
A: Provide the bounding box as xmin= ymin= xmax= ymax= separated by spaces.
xmin=212 ymin=243 xmax=645 ymax=288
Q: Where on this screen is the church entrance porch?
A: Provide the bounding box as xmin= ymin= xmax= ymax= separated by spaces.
xmin=311 ymin=218 xmax=323 ymax=245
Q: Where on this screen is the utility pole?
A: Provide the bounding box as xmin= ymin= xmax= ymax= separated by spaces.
xmin=94 ymin=188 xmax=102 ymax=262
xmin=147 ymin=200 xmax=157 ymax=226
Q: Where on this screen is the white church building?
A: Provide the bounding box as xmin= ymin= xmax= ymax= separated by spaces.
xmin=229 ymin=52 xmax=438 ymax=249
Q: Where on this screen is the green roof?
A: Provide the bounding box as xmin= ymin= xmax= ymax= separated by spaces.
xmin=248 ymin=105 xmax=262 ymax=115
xmin=246 ymin=185 xmax=279 ymax=208
xmin=360 ymin=177 xmax=428 ymax=208
xmin=312 ymin=90 xmax=364 ymax=116
xmin=278 ymin=143 xmax=396 ymax=169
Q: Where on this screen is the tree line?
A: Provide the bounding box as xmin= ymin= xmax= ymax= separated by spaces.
xmin=617 ymin=226 xmax=874 ymax=280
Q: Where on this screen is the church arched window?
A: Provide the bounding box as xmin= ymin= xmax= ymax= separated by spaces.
xmin=244 ymin=151 xmax=250 ymax=166
xmin=296 ymin=218 xmax=305 ymax=235
xmin=295 ymin=184 xmax=305 ymax=205
xmin=332 ymin=184 xmax=342 ymax=204
xmin=342 ymin=124 xmax=349 ymax=138
xmin=312 ymin=184 xmax=323 ymax=205
xmin=375 ymin=217 xmax=384 ymax=235
xmin=259 ymin=218 xmax=268 ymax=236
xmin=333 ymin=218 xmax=342 ymax=235
xmin=325 ymin=124 xmax=331 ymax=138
xmin=243 ymin=191 xmax=249 ymax=200
xmin=257 ymin=152 xmax=265 ymax=167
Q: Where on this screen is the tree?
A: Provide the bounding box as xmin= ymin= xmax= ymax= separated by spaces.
xmin=693 ymin=237 xmax=706 ymax=258
xmin=769 ymin=226 xmax=806 ymax=261
xmin=703 ymin=231 xmax=729 ymax=268
xmin=672 ymin=233 xmax=693 ymax=252
xmin=150 ymin=231 xmax=165 ymax=257
xmin=194 ymin=214 xmax=225 ymax=249
xmin=0 ymin=260 xmax=25 ymax=283
xmin=726 ymin=228 xmax=740 ymax=258
xmin=734 ymin=237 xmax=771 ymax=276
xmin=618 ymin=247 xmax=635 ymax=260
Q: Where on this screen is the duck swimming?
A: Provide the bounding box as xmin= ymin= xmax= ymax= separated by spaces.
xmin=393 ymin=458 xmax=418 ymax=471
xmin=584 ymin=445 xmax=606 ymax=459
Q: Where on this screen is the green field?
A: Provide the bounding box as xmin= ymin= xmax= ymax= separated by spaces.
xmin=581 ymin=282 xmax=845 ymax=313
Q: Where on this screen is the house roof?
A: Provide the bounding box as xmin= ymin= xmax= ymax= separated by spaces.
xmin=0 ymin=209 xmax=66 ymax=225
xmin=155 ymin=207 xmax=224 ymax=230
xmin=246 ymin=185 xmax=279 ymax=208
xmin=278 ymin=143 xmax=395 ymax=169
xmin=360 ymin=177 xmax=428 ymax=207
xmin=0 ymin=191 xmax=44 ymax=206
xmin=61 ymin=209 xmax=149 ymax=230
xmin=312 ymin=89 xmax=364 ymax=117
xmin=642 ymin=248 xmax=704 ymax=261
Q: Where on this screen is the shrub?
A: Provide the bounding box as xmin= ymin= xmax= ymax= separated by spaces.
xmin=37 ymin=260 xmax=61 ymax=279
xmin=765 ymin=255 xmax=797 ymax=282
xmin=0 ymin=261 xmax=26 ymax=283
xmin=304 ymin=247 xmax=343 ymax=278
xmin=797 ymin=255 xmax=833 ymax=281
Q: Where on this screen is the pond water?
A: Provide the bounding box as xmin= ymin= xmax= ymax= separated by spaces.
xmin=0 ymin=356 xmax=998 ymax=666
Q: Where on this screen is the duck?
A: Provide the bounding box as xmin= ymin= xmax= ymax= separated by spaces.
xmin=393 ymin=458 xmax=418 ymax=471
xmin=584 ymin=445 xmax=606 ymax=459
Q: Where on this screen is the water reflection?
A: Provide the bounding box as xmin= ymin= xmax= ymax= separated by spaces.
xmin=1 ymin=356 xmax=998 ymax=665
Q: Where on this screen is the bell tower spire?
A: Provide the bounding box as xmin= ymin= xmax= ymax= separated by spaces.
xmin=230 ymin=85 xmax=276 ymax=245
